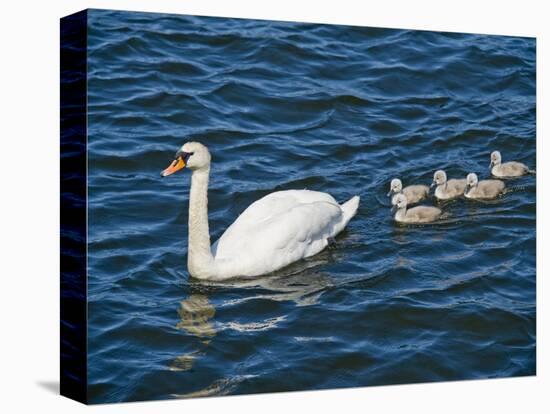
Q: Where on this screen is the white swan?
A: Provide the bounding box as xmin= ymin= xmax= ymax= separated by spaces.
xmin=161 ymin=142 xmax=360 ymax=281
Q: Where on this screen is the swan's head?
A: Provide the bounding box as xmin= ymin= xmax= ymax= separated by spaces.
xmin=465 ymin=172 xmax=478 ymax=192
xmin=490 ymin=150 xmax=501 ymax=168
xmin=391 ymin=193 xmax=408 ymax=213
xmin=161 ymin=142 xmax=211 ymax=177
xmin=387 ymin=178 xmax=403 ymax=197
xmin=431 ymin=170 xmax=447 ymax=188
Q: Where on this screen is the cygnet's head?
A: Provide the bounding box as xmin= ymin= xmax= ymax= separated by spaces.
xmin=431 ymin=170 xmax=447 ymax=187
xmin=465 ymin=172 xmax=478 ymax=192
xmin=161 ymin=142 xmax=211 ymax=177
xmin=392 ymin=193 xmax=408 ymax=212
xmin=387 ymin=178 xmax=403 ymax=196
xmin=490 ymin=151 xmax=502 ymax=168
xmin=466 ymin=172 xmax=479 ymax=186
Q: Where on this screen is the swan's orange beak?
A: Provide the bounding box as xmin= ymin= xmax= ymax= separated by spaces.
xmin=161 ymin=157 xmax=186 ymax=177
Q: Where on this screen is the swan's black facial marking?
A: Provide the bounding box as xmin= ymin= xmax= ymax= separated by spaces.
xmin=175 ymin=150 xmax=194 ymax=162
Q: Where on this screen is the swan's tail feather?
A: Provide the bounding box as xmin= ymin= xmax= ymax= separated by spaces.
xmin=341 ymin=195 xmax=360 ymax=227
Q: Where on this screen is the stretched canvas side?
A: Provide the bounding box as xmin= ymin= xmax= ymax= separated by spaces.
xmin=60 ymin=9 xmax=88 ymax=404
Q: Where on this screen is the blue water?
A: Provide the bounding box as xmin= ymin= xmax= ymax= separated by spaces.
xmin=86 ymin=9 xmax=536 ymax=403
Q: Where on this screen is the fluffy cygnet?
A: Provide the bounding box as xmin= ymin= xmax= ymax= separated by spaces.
xmin=431 ymin=170 xmax=467 ymax=200
xmin=392 ymin=193 xmax=442 ymax=224
xmin=387 ymin=178 xmax=430 ymax=205
xmin=464 ymin=172 xmax=505 ymax=199
xmin=490 ymin=151 xmax=533 ymax=177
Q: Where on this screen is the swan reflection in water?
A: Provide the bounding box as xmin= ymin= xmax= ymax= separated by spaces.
xmin=169 ymin=250 xmax=338 ymax=395
xmin=175 ymin=294 xmax=216 ymax=339
xmin=169 ymin=294 xmax=216 ymax=372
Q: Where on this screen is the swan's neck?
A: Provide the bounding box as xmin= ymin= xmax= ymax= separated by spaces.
xmin=395 ymin=206 xmax=407 ymax=222
xmin=465 ymin=182 xmax=477 ymax=196
xmin=187 ymin=166 xmax=216 ymax=279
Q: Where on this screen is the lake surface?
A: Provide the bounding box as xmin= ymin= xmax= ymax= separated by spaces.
xmin=86 ymin=9 xmax=536 ymax=403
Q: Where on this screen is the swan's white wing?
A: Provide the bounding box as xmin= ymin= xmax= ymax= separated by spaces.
xmin=211 ymin=190 xmax=345 ymax=277
xmin=213 ymin=190 xmax=338 ymax=244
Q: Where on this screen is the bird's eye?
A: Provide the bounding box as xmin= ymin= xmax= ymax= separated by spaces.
xmin=173 ymin=150 xmax=195 ymax=163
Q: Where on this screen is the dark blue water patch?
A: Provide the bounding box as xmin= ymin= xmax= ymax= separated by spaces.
xmin=85 ymin=9 xmax=535 ymax=403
